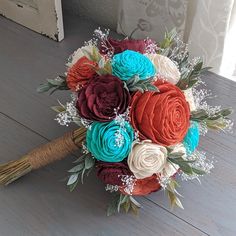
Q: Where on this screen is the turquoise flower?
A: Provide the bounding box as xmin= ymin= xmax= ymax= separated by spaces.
xmin=112 ymin=50 xmax=156 ymax=81
xmin=86 ymin=120 xmax=134 ymax=162
xmin=183 ymin=121 xmax=200 ymax=155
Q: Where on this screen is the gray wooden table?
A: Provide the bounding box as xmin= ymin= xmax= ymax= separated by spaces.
xmin=0 ymin=14 xmax=235 ymax=236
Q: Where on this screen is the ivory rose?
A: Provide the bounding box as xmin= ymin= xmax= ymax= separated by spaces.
xmin=148 ymin=54 xmax=180 ymax=84
xmin=67 ymin=44 xmax=94 ymax=68
xmin=127 ymin=140 xmax=167 ymax=179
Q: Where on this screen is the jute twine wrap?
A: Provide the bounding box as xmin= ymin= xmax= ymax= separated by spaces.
xmin=0 ymin=127 xmax=87 ymax=185
xmin=27 ymin=131 xmax=78 ymax=169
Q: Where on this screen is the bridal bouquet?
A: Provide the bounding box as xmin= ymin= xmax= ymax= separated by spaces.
xmin=0 ymin=28 xmax=233 ymax=216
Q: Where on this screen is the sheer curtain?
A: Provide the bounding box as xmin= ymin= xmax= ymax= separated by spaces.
xmin=117 ymin=0 xmax=236 ymax=80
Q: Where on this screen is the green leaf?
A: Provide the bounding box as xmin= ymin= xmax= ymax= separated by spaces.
xmin=84 ymin=156 xmax=95 ymax=170
xmin=67 ymin=173 xmax=79 ymax=185
xmin=68 ymin=163 xmax=84 ymax=173
xmin=130 ymin=202 xmax=140 ymax=216
xmin=167 ymin=189 xmax=184 ymax=210
xmin=51 ymin=105 xmax=66 ymax=113
xmin=130 ymin=196 xmax=141 ymax=208
xmin=124 ymin=76 xmax=159 ymax=93
xmin=37 ymin=76 xmax=69 ymax=94
xmin=107 ymin=193 xmax=120 ymax=216
xmin=81 ymin=168 xmax=86 ymax=184
xmin=69 ymin=179 xmax=79 ymax=192
xmin=220 ymin=108 xmax=233 ymax=117
xmin=37 ymin=83 xmax=52 ymax=93
xmin=191 ymin=109 xmax=209 ymax=121
xmin=122 ymin=200 xmax=131 ymax=213
xmin=47 ymin=78 xmax=64 ymax=86
xmin=191 ymin=167 xmax=206 ymax=175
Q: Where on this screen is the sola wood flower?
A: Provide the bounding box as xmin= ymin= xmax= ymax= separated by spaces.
xmin=86 ymin=120 xmax=134 ymax=162
xmin=66 ymin=56 xmax=98 ymax=91
xmin=76 ymin=74 xmax=130 ymax=122
xmin=128 ymin=140 xmax=167 ymax=179
xmin=100 ymin=38 xmax=147 ymax=55
xmin=67 ymin=44 xmax=94 ymax=68
xmin=96 ymin=162 xmax=132 ymax=186
xmin=112 ymin=50 xmax=156 ymax=81
xmin=119 ymin=175 xmax=161 ymax=196
xmin=148 ymin=54 xmax=181 ymax=84
xmin=130 ymin=80 xmax=190 ymax=146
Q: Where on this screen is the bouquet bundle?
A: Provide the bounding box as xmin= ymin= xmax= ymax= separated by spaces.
xmin=0 ymin=28 xmax=233 ymax=215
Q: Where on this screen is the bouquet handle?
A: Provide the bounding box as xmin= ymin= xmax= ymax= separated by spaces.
xmin=0 ymin=127 xmax=86 ymax=186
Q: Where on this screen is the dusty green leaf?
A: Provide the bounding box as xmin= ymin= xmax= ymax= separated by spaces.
xmin=68 ymin=163 xmax=84 ymax=173
xmin=84 ymin=156 xmax=95 ymax=170
xmin=69 ymin=179 xmax=79 ymax=192
xmin=67 ymin=173 xmax=79 ymax=185
xmin=51 ymin=105 xmax=66 ymax=113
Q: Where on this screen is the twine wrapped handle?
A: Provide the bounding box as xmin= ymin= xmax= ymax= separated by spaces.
xmin=0 ymin=127 xmax=87 ymax=186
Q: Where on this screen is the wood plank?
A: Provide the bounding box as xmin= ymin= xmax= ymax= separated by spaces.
xmin=146 ymin=72 xmax=236 ymax=236
xmin=0 ymin=113 xmax=205 ymax=236
xmin=0 ymin=13 xmax=235 ymax=235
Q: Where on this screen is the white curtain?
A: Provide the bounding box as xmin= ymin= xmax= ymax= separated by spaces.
xmin=117 ymin=0 xmax=236 ymax=80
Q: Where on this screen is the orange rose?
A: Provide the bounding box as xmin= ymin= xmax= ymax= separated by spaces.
xmin=66 ymin=56 xmax=97 ymax=91
xmin=130 ymin=80 xmax=190 ymax=146
xmin=119 ymin=175 xmax=160 ymax=196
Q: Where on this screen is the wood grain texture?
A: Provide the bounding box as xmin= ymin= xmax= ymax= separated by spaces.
xmin=0 ymin=15 xmax=207 ymax=236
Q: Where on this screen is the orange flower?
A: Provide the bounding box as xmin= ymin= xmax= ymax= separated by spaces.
xmin=66 ymin=56 xmax=97 ymax=91
xmin=130 ymin=80 xmax=190 ymax=146
xmin=119 ymin=175 xmax=161 ymax=196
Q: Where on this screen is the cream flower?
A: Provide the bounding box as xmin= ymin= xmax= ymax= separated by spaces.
xmin=161 ymin=143 xmax=187 ymax=178
xmin=147 ymin=54 xmax=180 ymax=84
xmin=183 ymin=88 xmax=196 ymax=111
xmin=66 ymin=44 xmax=93 ymax=68
xmin=128 ymin=140 xmax=167 ymax=179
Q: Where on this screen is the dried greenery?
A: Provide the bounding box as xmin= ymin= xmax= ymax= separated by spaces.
xmin=124 ymin=75 xmax=158 ymax=93
xmin=191 ymin=108 xmax=233 ymax=130
xmin=37 ymin=75 xmax=69 ymax=94
xmin=67 ymin=154 xmax=95 ymax=192
xmin=107 ymin=192 xmax=141 ymax=216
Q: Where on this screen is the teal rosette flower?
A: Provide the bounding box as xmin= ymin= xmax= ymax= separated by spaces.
xmin=183 ymin=121 xmax=200 ymax=154
xmin=86 ymin=120 xmax=134 ymax=162
xmin=112 ymin=50 xmax=156 ymax=81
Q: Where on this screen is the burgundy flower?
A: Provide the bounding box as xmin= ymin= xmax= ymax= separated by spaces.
xmin=100 ymin=38 xmax=146 ymax=55
xmin=96 ymin=162 xmax=132 ymax=186
xmin=76 ymin=75 xmax=130 ymax=122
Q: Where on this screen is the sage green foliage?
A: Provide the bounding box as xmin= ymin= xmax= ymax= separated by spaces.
xmin=37 ymin=75 xmax=69 ymax=94
xmin=168 ymin=155 xmax=206 ymax=176
xmin=176 ymin=59 xmax=211 ymax=90
xmin=166 ymin=178 xmax=184 ymax=210
xmin=124 ymin=75 xmax=158 ymax=93
xmin=82 ymin=46 xmax=112 ymax=75
xmin=167 ymin=149 xmax=206 ymax=176
xmin=159 ymin=28 xmax=211 ymax=90
xmin=107 ymin=193 xmax=141 ymax=216
xmin=67 ymin=154 xmax=95 ymax=192
xmin=191 ymin=108 xmax=233 ymax=130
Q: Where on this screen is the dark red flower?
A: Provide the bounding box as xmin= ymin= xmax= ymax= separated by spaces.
xmin=100 ymin=38 xmax=146 ymax=55
xmin=96 ymin=162 xmax=132 ymax=186
xmin=76 ymin=75 xmax=130 ymax=122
